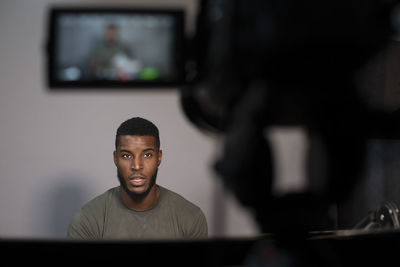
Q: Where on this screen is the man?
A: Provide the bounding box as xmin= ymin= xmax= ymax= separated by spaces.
xmin=90 ymin=24 xmax=140 ymax=81
xmin=67 ymin=117 xmax=208 ymax=239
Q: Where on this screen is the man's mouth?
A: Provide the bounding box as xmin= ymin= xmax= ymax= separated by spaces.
xmin=129 ymin=176 xmax=145 ymax=187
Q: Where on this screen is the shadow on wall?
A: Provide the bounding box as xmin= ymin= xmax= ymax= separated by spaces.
xmin=46 ymin=175 xmax=91 ymax=238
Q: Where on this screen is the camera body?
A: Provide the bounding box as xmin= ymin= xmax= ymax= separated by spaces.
xmin=181 ymin=0 xmax=398 ymax=233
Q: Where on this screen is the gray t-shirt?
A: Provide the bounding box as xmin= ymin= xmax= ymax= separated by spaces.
xmin=67 ymin=185 xmax=208 ymax=239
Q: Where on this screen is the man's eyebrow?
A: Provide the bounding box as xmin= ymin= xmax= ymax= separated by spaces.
xmin=119 ymin=149 xmax=132 ymax=153
xmin=119 ymin=148 xmax=155 ymax=153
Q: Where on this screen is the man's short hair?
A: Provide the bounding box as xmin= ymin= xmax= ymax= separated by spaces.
xmin=115 ymin=117 xmax=160 ymax=150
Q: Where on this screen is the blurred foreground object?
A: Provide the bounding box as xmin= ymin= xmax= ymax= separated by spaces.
xmin=181 ymin=0 xmax=400 ymax=234
xmin=354 ymin=201 xmax=400 ymax=230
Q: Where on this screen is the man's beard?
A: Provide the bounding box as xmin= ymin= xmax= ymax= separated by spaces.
xmin=117 ymin=168 xmax=158 ymax=201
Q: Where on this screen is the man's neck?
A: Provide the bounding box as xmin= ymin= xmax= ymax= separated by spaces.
xmin=120 ymin=185 xmax=160 ymax=211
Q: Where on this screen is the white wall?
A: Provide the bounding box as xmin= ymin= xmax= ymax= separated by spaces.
xmin=0 ymin=0 xmax=260 ymax=238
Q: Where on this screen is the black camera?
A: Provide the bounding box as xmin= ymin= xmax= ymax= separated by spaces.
xmin=181 ymin=0 xmax=399 ymax=233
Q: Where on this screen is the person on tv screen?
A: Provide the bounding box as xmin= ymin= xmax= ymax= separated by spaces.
xmin=89 ymin=23 xmax=142 ymax=81
xmin=67 ymin=117 xmax=208 ymax=239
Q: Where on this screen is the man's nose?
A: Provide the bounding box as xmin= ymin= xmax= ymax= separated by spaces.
xmin=131 ymin=157 xmax=143 ymax=170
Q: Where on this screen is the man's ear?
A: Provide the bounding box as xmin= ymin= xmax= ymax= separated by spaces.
xmin=157 ymin=150 xmax=163 ymax=166
xmin=113 ymin=151 xmax=118 ymax=166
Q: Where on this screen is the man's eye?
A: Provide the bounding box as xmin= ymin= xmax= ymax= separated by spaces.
xmin=122 ymin=154 xmax=131 ymax=158
xmin=144 ymin=153 xmax=152 ymax=158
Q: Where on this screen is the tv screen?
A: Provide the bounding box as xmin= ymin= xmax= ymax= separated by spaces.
xmin=46 ymin=7 xmax=185 ymax=88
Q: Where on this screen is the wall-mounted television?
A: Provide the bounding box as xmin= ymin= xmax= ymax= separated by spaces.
xmin=46 ymin=7 xmax=185 ymax=88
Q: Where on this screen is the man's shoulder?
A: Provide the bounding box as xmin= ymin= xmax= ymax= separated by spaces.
xmin=159 ymin=186 xmax=203 ymax=214
xmin=158 ymin=185 xmax=208 ymax=238
xmin=67 ymin=187 xmax=120 ymax=239
xmin=80 ymin=187 xmax=119 ymax=213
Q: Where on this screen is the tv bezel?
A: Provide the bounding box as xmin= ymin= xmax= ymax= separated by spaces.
xmin=46 ymin=6 xmax=186 ymax=89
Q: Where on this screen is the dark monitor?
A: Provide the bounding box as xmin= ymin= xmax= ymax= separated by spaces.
xmin=46 ymin=7 xmax=185 ymax=88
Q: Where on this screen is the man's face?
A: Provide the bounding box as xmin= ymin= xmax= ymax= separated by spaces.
xmin=106 ymin=26 xmax=118 ymax=43
xmin=114 ymin=135 xmax=162 ymax=198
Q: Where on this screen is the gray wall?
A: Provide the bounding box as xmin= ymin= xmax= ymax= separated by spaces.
xmin=0 ymin=0 xmax=260 ymax=238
